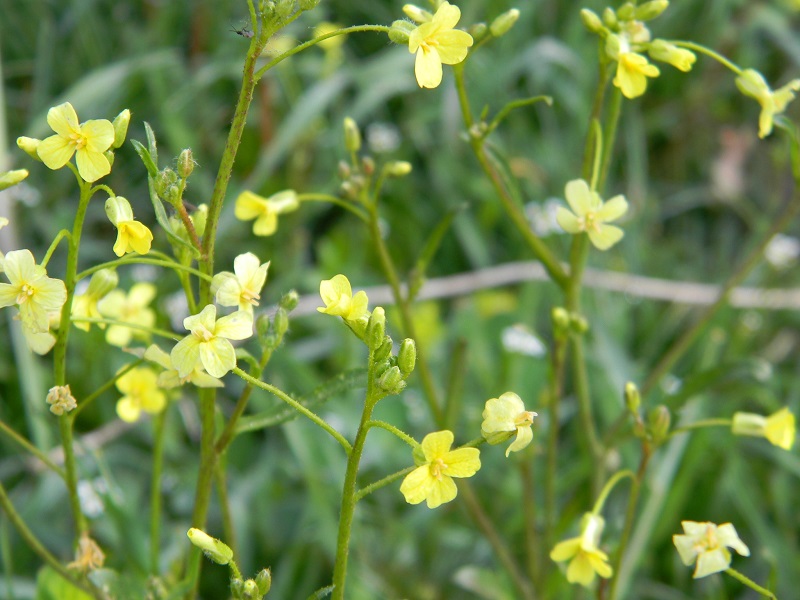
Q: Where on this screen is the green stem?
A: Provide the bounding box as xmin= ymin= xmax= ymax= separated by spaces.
xmin=521 ymin=461 xmax=541 ymax=590
xmin=40 ymin=229 xmax=71 ymax=268
xmin=667 ymin=418 xmax=732 ymax=439
xmin=72 ymin=360 xmax=143 ymax=419
xmin=353 ymin=466 xmax=415 ymax=503
xmin=365 ymin=420 xmax=419 ymax=448
xmin=69 ymin=317 xmax=181 ymax=341
xmin=544 ymin=333 xmax=568 ymax=552
xmin=215 ymin=463 xmax=237 ymax=559
xmin=725 ymin=568 xmax=778 ymax=599
xmin=671 ymin=41 xmax=743 ymax=75
xmin=297 ymin=193 xmax=369 ymax=223
xmin=0 ymin=482 xmax=102 ymax=599
xmin=0 ymin=418 xmax=65 ymax=478
xmin=233 ymin=368 xmax=351 ymax=453
xmin=150 ymin=410 xmax=167 ymax=575
xmin=77 ymin=257 xmax=212 ymax=282
xmin=591 ymin=469 xmax=635 ymax=516
xmin=598 ymin=88 xmax=622 ymax=193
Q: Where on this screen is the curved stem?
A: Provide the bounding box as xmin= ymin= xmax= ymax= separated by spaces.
xmin=0 ymin=418 xmax=65 ymax=478
xmin=72 ymin=359 xmax=144 ymax=419
xmin=40 ymin=230 xmax=71 ymax=269
xmin=366 ymin=420 xmax=419 ymax=448
xmin=76 ymin=257 xmax=211 ymax=282
xmin=591 ymin=469 xmax=635 ymax=515
xmin=354 ymin=466 xmax=414 ymax=503
xmin=69 ymin=317 xmax=181 ymax=341
xmin=725 ymin=568 xmax=778 ymax=599
xmin=298 ymin=193 xmax=369 ymax=223
xmin=671 ymin=41 xmax=743 ymax=75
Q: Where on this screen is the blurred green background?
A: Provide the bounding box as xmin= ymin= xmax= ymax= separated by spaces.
xmin=1 ymin=0 xmax=800 ymax=598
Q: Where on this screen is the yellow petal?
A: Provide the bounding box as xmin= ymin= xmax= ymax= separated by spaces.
xmin=400 ymin=465 xmax=434 ymax=504
xmin=566 ymin=553 xmax=596 ymax=586
xmin=443 ymin=447 xmax=480 ymax=477
xmin=199 ymin=337 xmax=236 ymax=378
xmin=253 ymin=212 xmax=278 ymax=236
xmin=420 ymin=430 xmax=454 ymax=461
xmin=76 ymin=148 xmax=111 ymax=182
xmin=235 ymin=191 xmax=268 ymax=220
xmin=171 ymin=336 xmax=202 ymax=378
xmin=550 ymin=537 xmax=581 ymax=562
xmin=214 ymin=310 xmax=253 ymax=340
xmin=46 ymin=103 xmax=80 ymax=137
xmin=415 ymin=47 xmax=443 ymax=89
xmin=433 ymin=30 xmax=473 ymax=64
xmin=37 ymin=135 xmax=75 ymax=170
xmin=80 ymin=119 xmax=115 ymax=153
xmin=116 ymin=397 xmax=142 ymax=422
xmin=588 ymin=224 xmax=624 ymax=251
xmin=425 ymin=476 xmax=457 ymax=508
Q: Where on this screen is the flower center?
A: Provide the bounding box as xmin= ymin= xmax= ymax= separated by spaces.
xmin=70 ymin=132 xmax=88 ymax=150
xmin=430 ymin=458 xmax=447 ymax=480
xmin=693 ymin=525 xmax=719 ymax=553
xmin=193 ymin=325 xmax=215 ymax=342
xmin=242 ymin=289 xmax=260 ymax=306
xmin=580 ymin=211 xmax=601 ymax=233
xmin=16 ymin=283 xmax=35 ymax=304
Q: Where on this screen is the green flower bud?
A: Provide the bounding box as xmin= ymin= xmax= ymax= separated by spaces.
xmin=580 ymin=8 xmax=603 ymax=33
xmin=490 ymin=9 xmax=519 ymax=38
xmin=378 ymin=365 xmax=405 ymax=393
xmin=17 ymin=137 xmax=42 ymax=161
xmin=569 ymin=313 xmax=589 ymax=334
xmin=279 ymin=290 xmax=299 ymax=311
xmin=86 ymin=268 xmax=118 ymax=298
xmin=0 ymin=169 xmax=29 ymax=192
xmin=367 ymin=307 xmax=386 ymax=351
xmin=624 ymin=382 xmax=641 ymax=414
xmin=384 ymin=161 xmax=412 ymax=177
xmin=616 ymin=2 xmax=635 ymax=21
xmin=337 ymin=160 xmax=351 ymax=180
xmin=155 ymin=168 xmax=178 ymax=197
xmin=402 ymin=4 xmax=433 ymax=23
xmin=635 ymin=0 xmax=669 ymax=21
xmin=242 ymin=579 xmax=259 ymax=599
xmin=273 ymin=307 xmax=289 ymax=339
xmin=256 ymin=313 xmax=272 ymax=346
xmin=178 ymin=149 xmax=195 ymax=179
xmin=104 ymin=150 xmax=115 ymax=169
xmin=398 ymin=338 xmax=416 ymax=376
xmin=231 ymin=578 xmax=245 ymax=598
xmin=373 ymin=336 xmax=393 ymax=363
xmin=468 ymin=22 xmax=488 ymax=42
xmin=164 ymin=184 xmax=181 ymax=207
xmin=604 ymin=33 xmax=621 ymax=61
xmin=112 ymin=109 xmax=131 ymax=149
xmin=602 ymin=7 xmax=618 ymax=28
xmin=299 ymin=0 xmax=320 ymax=10
xmin=361 ymin=156 xmax=375 ymax=176
xmin=389 ymin=20 xmax=414 ymax=44
xmin=186 ymin=528 xmax=233 ymax=565
xmin=343 ymin=117 xmax=361 ymax=153
xmin=648 ymin=405 xmax=671 ymax=442
xmin=256 ymin=568 xmax=272 ymax=595
xmin=551 ymin=306 xmax=570 ymax=337
xmin=191 ymin=204 xmax=208 ymax=238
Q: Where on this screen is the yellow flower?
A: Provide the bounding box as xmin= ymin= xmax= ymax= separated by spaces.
xmin=97 ymin=283 xmax=157 ymax=347
xmin=317 ymin=274 xmax=369 ymax=321
xmin=37 ymin=102 xmax=115 ymax=182
xmin=550 ymin=513 xmax=613 ymax=587
xmin=648 ymin=39 xmax=696 ymax=72
xmin=673 ymin=521 xmax=750 ymax=578
xmin=211 ymin=253 xmax=270 ymax=315
xmin=67 ymin=533 xmax=105 ymax=573
xmin=736 ymin=69 xmax=800 ymax=138
xmin=613 ymin=52 xmax=660 ymax=99
xmin=115 ymin=367 xmax=166 ymax=423
xmin=399 ymin=430 xmax=481 ymax=509
xmin=0 ymin=249 xmax=67 ymax=334
xmin=732 ymin=407 xmax=796 ymax=450
xmin=171 ymin=304 xmax=253 ymax=379
xmin=105 ymin=196 xmax=153 ymax=257
xmin=481 ymin=392 xmax=538 ymax=457
xmin=144 ymin=344 xmax=223 ymax=388
xmin=408 ymin=1 xmax=473 ymax=89
xmin=556 ymin=179 xmax=628 ymax=250
xmin=71 ymin=269 xmax=118 ymax=332
xmin=235 ymin=190 xmax=299 ymax=236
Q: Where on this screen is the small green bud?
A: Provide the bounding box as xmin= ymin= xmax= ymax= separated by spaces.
xmin=384 ymin=161 xmax=412 ymax=177
xmin=604 ymin=33 xmax=621 ymax=61
xmin=624 ymin=382 xmax=641 ymax=414
xmin=275 ymin=0 xmax=294 ymax=20
xmin=337 ymin=160 xmax=351 ymax=180
xmin=112 ymin=109 xmax=131 ymax=149
xmin=86 ymin=268 xmax=118 ymax=298
xmin=378 ymin=365 xmax=405 ymax=393
xmin=468 ymin=22 xmax=488 ymax=42
xmin=343 ymin=117 xmax=361 ymax=153
xmin=389 ymin=20 xmax=414 ymax=44
xmin=602 ymin=7 xmax=618 ymax=28
xmin=155 ymin=168 xmax=178 ymax=197
xmin=256 ymin=313 xmax=272 ymax=346
xmin=191 ymin=204 xmax=208 ymax=238
xmin=339 ymin=181 xmax=358 ymax=199
xmin=17 ymin=137 xmax=42 ymax=161
xmin=299 ymin=0 xmax=320 ymax=10
xmin=398 ymin=338 xmax=416 ymax=376
xmin=361 ymin=156 xmax=375 ymax=176
xmin=402 ymin=4 xmax=433 ymax=23
xmin=0 ymin=169 xmax=29 ymax=192
xmin=279 ymin=290 xmax=299 ymax=312
xmin=551 ymin=307 xmax=570 ymax=336
xmin=177 ymin=149 xmax=194 ymax=179
xmin=231 ymin=578 xmax=245 ymax=598
xmin=635 ymin=0 xmax=669 ymax=21
xmin=367 ymin=307 xmax=386 ymax=351
xmin=374 ymin=336 xmax=393 ymax=363
xmin=164 ymin=184 xmax=181 ymax=207
xmin=104 ymin=150 xmax=115 ymax=169
xmin=616 ymin=2 xmax=635 ymax=21
xmin=242 ymin=579 xmax=259 ymax=599
xmin=256 ymin=568 xmax=272 ymax=595
xmin=648 ymin=405 xmax=671 ymax=442
xmin=580 ymin=8 xmax=603 ymax=33
xmin=490 ymin=8 xmax=520 ymax=38
xmin=569 ymin=313 xmax=589 ymax=334
xmin=187 ymin=528 xmax=233 ymax=565
xmin=273 ymin=307 xmax=289 ymax=339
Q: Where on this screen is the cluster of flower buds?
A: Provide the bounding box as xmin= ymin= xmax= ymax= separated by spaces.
xmin=366 ymin=307 xmax=417 ymax=398
xmin=231 ymin=568 xmax=272 ymax=599
xmin=551 ymin=306 xmax=590 ymax=340
xmin=256 ymin=290 xmax=299 ymax=352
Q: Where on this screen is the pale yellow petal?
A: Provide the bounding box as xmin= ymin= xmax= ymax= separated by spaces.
xmin=171 ymin=336 xmax=202 ymax=378
xmin=253 ymin=212 xmax=278 ymax=236
xmin=434 ymin=30 xmax=472 ymax=64
xmin=214 ymin=310 xmax=253 ymax=340
xmin=80 ymin=120 xmax=115 ymax=153
xmin=596 ymin=195 xmax=628 ymax=222
xmin=432 ymin=2 xmax=461 ymax=30
xmin=425 ymin=476 xmax=457 ymax=508
xmin=564 ymin=179 xmax=594 ymax=216
xmin=550 ymin=537 xmax=581 ymax=562
xmin=235 ymin=191 xmax=268 ymax=220
xmin=443 ymin=447 xmax=480 ymax=477
xmin=693 ymin=548 xmax=731 ymax=578
xmin=588 ymin=225 xmax=624 ymax=251
xmin=46 ymin=103 xmax=79 ymax=137
xmin=420 ymin=430 xmax=454 ymax=461
xmin=399 ymin=465 xmax=433 ymax=505
xmin=37 ymin=135 xmax=75 ymax=170
xmin=415 ymin=47 xmax=443 ymax=89
xmin=199 ymin=338 xmax=236 ymax=378
xmin=556 ymin=207 xmax=582 ymax=233
xmin=116 ymin=397 xmax=142 ymax=423
xmin=76 ymin=148 xmax=111 ymax=182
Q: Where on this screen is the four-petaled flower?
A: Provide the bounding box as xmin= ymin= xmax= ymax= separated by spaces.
xmin=673 ymin=521 xmax=750 ymax=578
xmin=71 ymin=268 xmax=118 ymax=332
xmin=556 ymin=179 xmax=628 ymax=250
xmin=98 ymin=283 xmax=157 ymax=347
xmin=614 ymin=52 xmax=661 ymax=99
xmin=211 ymin=253 xmax=270 ymax=315
xmin=144 ymin=344 xmax=223 ymax=389
xmin=317 ymin=274 xmax=369 ymax=322
xmin=105 ymin=196 xmax=153 ymax=257
xmin=115 ymin=367 xmax=167 ymax=423
xmin=235 ymin=190 xmax=299 ymax=236
xmin=408 ymin=1 xmax=473 ymax=89
xmin=481 ymin=392 xmax=538 ymax=457
xmin=736 ymin=69 xmax=800 ymax=139
xmin=732 ymin=407 xmax=796 ymax=450
xmin=550 ymin=513 xmax=613 ymax=587
xmin=171 ymin=304 xmax=253 ymax=379
xmin=0 ymin=249 xmax=66 ymax=334
xmin=400 ymin=430 xmax=481 ymax=509
xmin=37 ymin=102 xmax=115 ymax=182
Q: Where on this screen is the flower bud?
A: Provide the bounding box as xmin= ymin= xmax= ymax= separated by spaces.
xmin=389 ymin=20 xmax=414 ymax=45
xmin=648 ymin=405 xmax=671 ymax=442
xmin=635 ymin=0 xmax=669 ymax=21
xmin=178 ymin=149 xmax=195 ymax=178
xmin=398 ymin=338 xmax=416 ymax=376
xmin=17 ymin=137 xmax=42 ymax=161
xmin=256 ymin=568 xmax=272 ymax=595
xmin=105 ymin=196 xmax=135 ymax=226
xmin=231 ymin=579 xmax=245 ymax=597
xmin=468 ymin=22 xmax=488 ymax=42
xmin=256 ymin=313 xmax=272 ymax=346
xmin=273 ymin=307 xmax=289 ymax=339
xmin=112 ymin=109 xmax=131 ymax=149
xmin=402 ymin=4 xmax=433 ymax=23
xmin=384 ymin=161 xmax=412 ymax=177
xmin=624 ymin=381 xmax=641 ymax=414
xmin=337 ymin=160 xmax=351 ymax=180
xmin=191 ymin=204 xmax=209 ymax=238
xmin=551 ymin=306 xmax=570 ymax=338
xmin=361 ymin=156 xmax=375 ymax=176
xmin=343 ymin=117 xmax=361 ymax=153
xmin=616 ymin=2 xmax=635 ymax=21
xmin=86 ymin=268 xmax=119 ymax=299
xmin=648 ymin=39 xmax=696 ymax=72
xmin=0 ymin=169 xmax=29 ymax=191
xmin=242 ymin=579 xmax=259 ymax=599
xmin=580 ymin=9 xmax=603 ymax=33
xmin=378 ymin=365 xmax=405 ymax=393
xmin=299 ymin=0 xmax=320 ymax=10
xmin=490 ymin=9 xmax=520 ymax=38
xmin=280 ymin=290 xmax=299 ymax=311
xmin=155 ymin=168 xmax=178 ymax=197
xmin=187 ymin=528 xmax=233 ymax=565
xmin=46 ymin=385 xmax=77 ymax=415
xmin=569 ymin=313 xmax=589 ymax=334
xmin=104 ymin=150 xmax=115 ymax=169
xmin=602 ymin=7 xmax=618 ymax=28
xmin=367 ymin=307 xmax=386 ymax=351
xmin=373 ymin=336 xmax=393 ymax=363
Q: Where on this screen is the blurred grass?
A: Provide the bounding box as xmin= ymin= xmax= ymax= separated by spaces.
xmin=1 ymin=0 xmax=800 ymax=598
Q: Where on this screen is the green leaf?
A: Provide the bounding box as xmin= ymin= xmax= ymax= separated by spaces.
xmin=35 ymin=566 xmax=93 ymax=600
xmin=144 ymin=121 xmax=159 ymax=166
xmin=130 ymin=139 xmax=158 ymax=178
xmin=408 ymin=204 xmax=465 ymax=302
xmin=146 ymin=178 xmax=201 ymax=259
xmin=306 ymin=584 xmax=335 ymax=599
